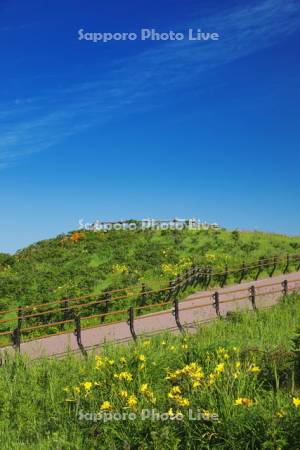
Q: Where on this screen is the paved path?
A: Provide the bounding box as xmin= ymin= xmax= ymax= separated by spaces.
xmin=2 ymin=272 xmax=300 ymax=360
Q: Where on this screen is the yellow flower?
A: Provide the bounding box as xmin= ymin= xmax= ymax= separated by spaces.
xmin=168 ymin=407 xmax=175 ymax=417
xmin=166 ymin=362 xmax=204 ymax=382
xmin=275 ymin=410 xmax=285 ymax=418
xmin=169 ymin=386 xmax=181 ymax=397
xmin=120 ymin=356 xmax=127 ymax=364
xmin=192 ymin=381 xmax=201 ymax=389
xmin=235 ymin=361 xmax=241 ymax=369
xmin=140 ymin=384 xmax=156 ymax=404
xmin=127 ymin=394 xmax=138 ymax=409
xmin=235 ymin=397 xmax=253 ymax=407
xmin=140 ymin=384 xmax=149 ymax=394
xmin=143 ymin=340 xmax=151 ymax=347
xmin=95 ymin=355 xmax=105 ymax=369
xmin=161 ymin=340 xmax=167 ymax=346
xmin=119 ymin=390 xmax=128 ymax=398
xmin=175 ymin=397 xmax=190 ymax=407
xmin=114 ymin=371 xmax=133 ymax=382
xmin=138 ymin=354 xmax=146 ymax=362
xmin=83 ymin=381 xmax=93 ymax=392
xmin=139 ymin=363 xmax=145 ymax=370
xmin=170 ymin=346 xmax=176 ymax=351
xmin=202 ymin=410 xmax=211 ymax=420
xmin=181 ymin=344 xmax=188 ymax=350
xmin=108 ymin=359 xmax=115 ymax=366
xmin=100 ymin=401 xmax=112 ymax=410
xmin=249 ymin=365 xmax=261 ymax=374
xmin=293 ymin=397 xmax=300 ymax=408
xmin=207 ymin=373 xmax=217 ymax=385
xmin=215 ymin=363 xmax=225 ymax=374
xmin=112 ymin=263 xmax=128 ymax=274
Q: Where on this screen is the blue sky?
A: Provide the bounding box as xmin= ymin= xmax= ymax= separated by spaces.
xmin=1 ymin=0 xmax=300 ymax=253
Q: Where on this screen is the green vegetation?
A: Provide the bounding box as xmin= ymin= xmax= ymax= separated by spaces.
xmin=0 ymin=294 xmax=300 ymax=449
xmin=1 ymin=228 xmax=300 ymax=310
xmin=0 ymin=228 xmax=300 ymax=343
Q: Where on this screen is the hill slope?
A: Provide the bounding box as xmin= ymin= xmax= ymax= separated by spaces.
xmin=1 ymin=228 xmax=300 ymax=310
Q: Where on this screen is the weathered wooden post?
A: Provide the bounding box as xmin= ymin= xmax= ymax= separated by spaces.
xmin=74 ymin=314 xmax=87 ymax=358
xmin=212 ymin=291 xmax=221 ymax=318
xmin=249 ymin=285 xmax=257 ymax=311
xmin=127 ymin=307 xmax=137 ymax=341
xmin=172 ymin=298 xmax=184 ymax=333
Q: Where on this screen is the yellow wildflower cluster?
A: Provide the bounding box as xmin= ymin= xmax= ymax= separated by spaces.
xmin=95 ymin=355 xmax=115 ymax=370
xmin=82 ymin=381 xmax=93 ymax=392
xmin=161 ymin=256 xmax=192 ymax=277
xmin=100 ymin=401 xmax=112 ymax=411
xmin=112 ymin=263 xmax=129 ymax=274
xmin=235 ymin=397 xmax=253 ymax=407
xmin=63 ymin=385 xmax=81 ymax=402
xmin=140 ymin=384 xmax=156 ymax=404
xmin=168 ymin=386 xmax=190 ymax=407
xmin=167 ymin=408 xmax=183 ymax=419
xmin=119 ymin=390 xmax=128 ymax=398
xmin=205 ymin=253 xmax=216 ymax=261
xmin=127 ymin=394 xmax=138 ymax=409
xmin=166 ymin=362 xmax=204 ymax=386
xmin=161 ymin=263 xmax=178 ymax=277
xmin=114 ymin=371 xmax=133 ymax=382
xmin=293 ymin=397 xmax=300 ymax=408
xmin=216 ymin=347 xmax=229 ymax=360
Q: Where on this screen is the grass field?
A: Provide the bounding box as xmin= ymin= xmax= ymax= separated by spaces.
xmin=0 ymin=293 xmax=300 ymax=449
xmin=1 ymin=228 xmax=300 ymax=343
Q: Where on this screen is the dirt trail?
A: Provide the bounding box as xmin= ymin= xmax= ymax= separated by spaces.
xmin=2 ymin=272 xmax=300 ymax=359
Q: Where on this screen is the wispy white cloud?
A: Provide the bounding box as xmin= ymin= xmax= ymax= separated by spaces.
xmin=1 ymin=0 xmax=300 ymax=167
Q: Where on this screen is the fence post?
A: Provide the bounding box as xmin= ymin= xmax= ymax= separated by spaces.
xmin=11 ymin=327 xmax=21 ymax=352
xmin=101 ymin=291 xmax=110 ymax=323
xmin=137 ymin=283 xmax=147 ymax=315
xmin=249 ymin=286 xmax=257 ymax=311
xmin=127 ymin=307 xmax=137 ymax=341
xmin=166 ymin=280 xmax=175 ymax=301
xmin=282 ymin=279 xmax=288 ymax=296
xmin=221 ymin=265 xmax=228 ymax=288
xmin=175 ymin=276 xmax=182 ymax=296
xmin=205 ymin=267 xmax=212 ymax=288
xmin=284 ymin=255 xmax=290 ymax=274
xmin=239 ymin=262 xmax=246 ymax=284
xmin=297 ymin=256 xmax=300 ymax=272
xmin=74 ymin=314 xmax=87 ymax=358
xmin=212 ymin=291 xmax=221 ymax=318
xmin=269 ymin=256 xmax=277 ymax=277
xmin=172 ymin=299 xmax=183 ymax=333
xmin=11 ymin=306 xmax=23 ymax=352
xmin=17 ymin=305 xmax=24 ymax=329
xmin=255 ymin=257 xmax=264 ymax=281
xmin=192 ymin=267 xmax=198 ymax=287
xmin=197 ymin=267 xmax=204 ymax=286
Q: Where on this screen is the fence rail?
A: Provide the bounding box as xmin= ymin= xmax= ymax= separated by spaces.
xmin=1 ymin=253 xmax=300 ymax=354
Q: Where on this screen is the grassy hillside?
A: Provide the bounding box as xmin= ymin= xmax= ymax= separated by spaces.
xmin=1 ymin=228 xmax=300 ymax=312
xmin=0 ymin=294 xmax=300 ymax=449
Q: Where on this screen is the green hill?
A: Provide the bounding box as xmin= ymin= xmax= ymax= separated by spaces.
xmin=1 ymin=227 xmax=300 ymax=311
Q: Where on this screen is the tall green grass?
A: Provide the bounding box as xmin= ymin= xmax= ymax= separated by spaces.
xmin=0 ymin=294 xmax=300 ymax=449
